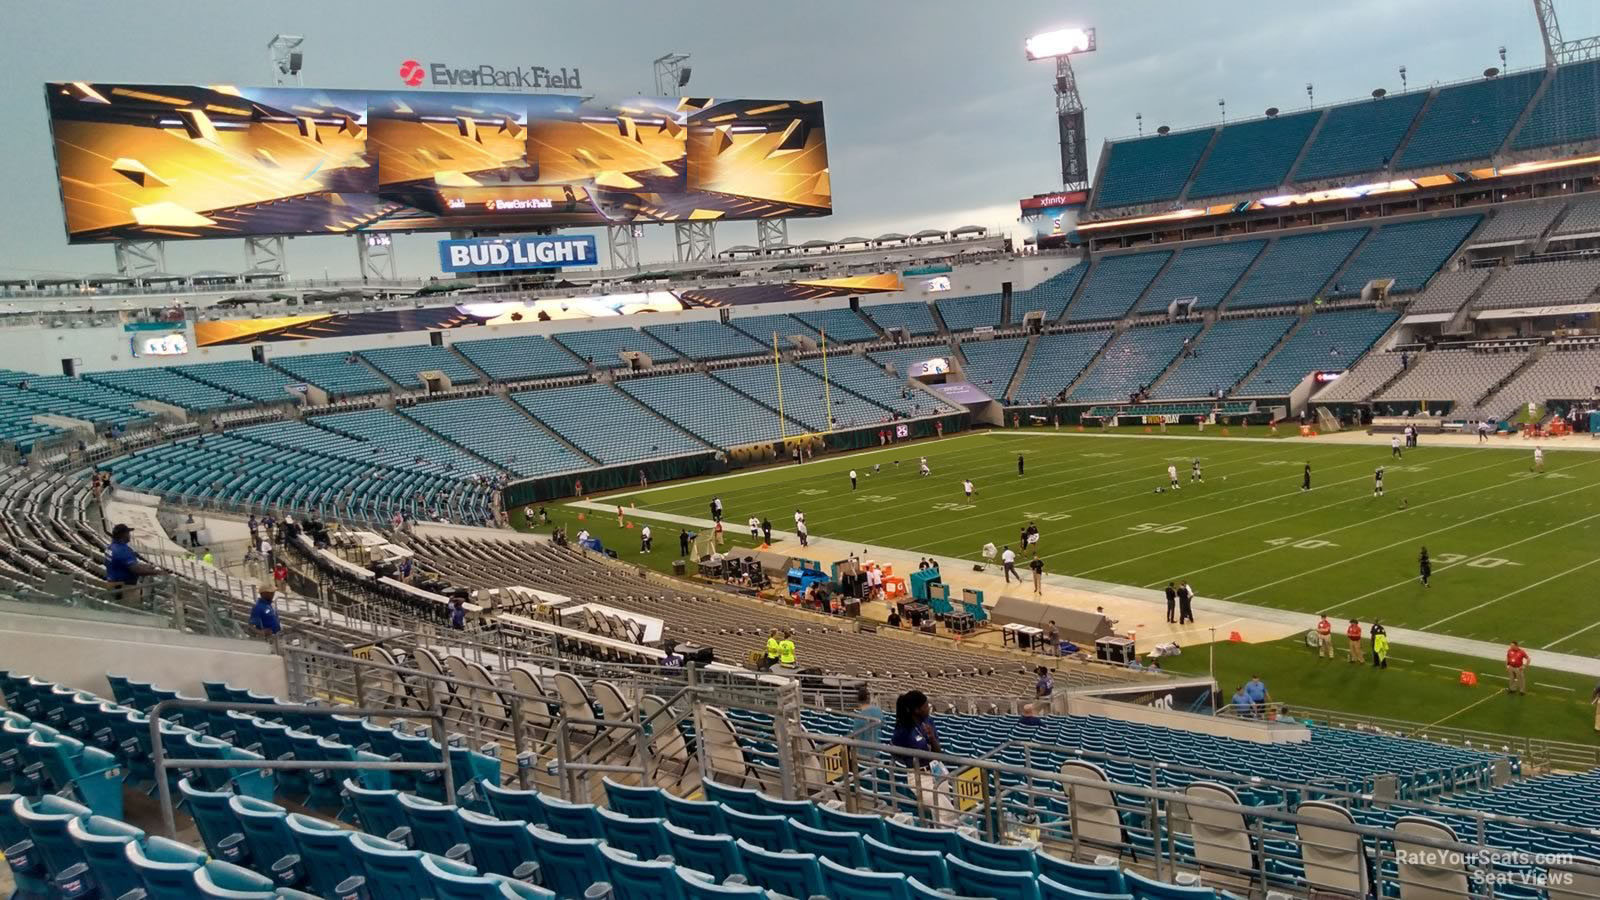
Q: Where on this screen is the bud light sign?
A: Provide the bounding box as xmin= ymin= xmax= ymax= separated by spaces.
xmin=438 ymin=235 xmax=599 ymax=273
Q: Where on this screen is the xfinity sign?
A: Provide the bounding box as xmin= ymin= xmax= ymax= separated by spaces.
xmin=399 ymin=58 xmax=581 ymax=91
xmin=439 ymin=236 xmax=598 ymax=273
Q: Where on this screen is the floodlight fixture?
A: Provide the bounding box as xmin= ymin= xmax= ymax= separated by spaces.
xmin=1025 ymin=27 xmax=1096 ymax=60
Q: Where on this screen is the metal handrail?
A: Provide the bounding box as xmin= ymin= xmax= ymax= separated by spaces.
xmin=148 ymin=698 xmax=453 ymax=840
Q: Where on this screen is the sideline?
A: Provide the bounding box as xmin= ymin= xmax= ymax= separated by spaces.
xmin=565 ymin=498 xmax=1600 ymax=680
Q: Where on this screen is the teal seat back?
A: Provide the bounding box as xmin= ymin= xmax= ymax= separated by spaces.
xmin=598 ymin=843 xmax=687 ymax=900
xmin=285 ymin=811 xmax=360 ymax=897
xmin=947 ymin=853 xmax=1043 ymax=900
xmin=735 ymin=839 xmax=827 ymax=900
xmin=864 ymin=833 xmax=949 ymax=888
xmin=527 ymin=826 xmax=608 ymax=899
xmin=66 ymin=814 xmax=146 ymax=900
xmin=456 ymin=808 xmax=538 ymax=879
xmin=397 ymin=793 xmax=468 ymax=857
xmin=596 ymin=806 xmax=671 ymax=860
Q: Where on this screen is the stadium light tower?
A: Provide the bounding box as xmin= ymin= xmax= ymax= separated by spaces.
xmin=653 ymin=52 xmax=691 ymax=96
xmin=1025 ymin=27 xmax=1096 ymax=192
xmin=268 ymin=34 xmax=305 ymax=86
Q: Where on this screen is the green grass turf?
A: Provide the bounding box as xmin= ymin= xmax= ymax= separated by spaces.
xmin=596 ymin=431 xmax=1600 ymax=655
xmin=518 ymin=429 xmax=1600 ymax=742
xmin=1160 ymin=637 xmax=1600 ymax=747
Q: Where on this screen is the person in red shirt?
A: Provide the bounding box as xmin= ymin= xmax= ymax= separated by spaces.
xmin=1345 ymin=619 xmax=1364 ymax=664
xmin=1316 ymin=614 xmax=1333 ymax=660
xmin=272 ymin=561 xmax=288 ymax=591
xmin=1506 ymin=642 xmax=1530 ymax=695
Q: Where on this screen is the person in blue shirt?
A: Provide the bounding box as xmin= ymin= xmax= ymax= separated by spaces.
xmin=1244 ymin=675 xmax=1269 ymax=716
xmin=1018 ymin=703 xmax=1044 ymax=727
xmin=852 ymin=685 xmax=884 ymax=738
xmin=249 ymin=588 xmax=281 ymax=638
xmin=448 ymin=595 xmax=467 ymax=631
xmin=105 ymin=524 xmax=159 ymax=596
xmin=1231 ymin=686 xmax=1254 ymax=718
xmin=891 ymin=689 xmax=941 ymax=766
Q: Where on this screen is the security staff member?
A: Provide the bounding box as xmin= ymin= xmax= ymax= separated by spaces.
xmin=761 ymin=629 xmax=781 ymax=670
xmin=778 ymin=629 xmax=796 ymax=667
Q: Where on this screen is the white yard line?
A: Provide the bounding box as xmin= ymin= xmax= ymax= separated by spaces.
xmin=1420 ymin=689 xmax=1507 ymax=730
xmin=1073 ymin=456 xmax=1514 ymax=579
xmin=1167 ymin=460 xmax=1600 ymax=597
xmin=1540 ymin=617 xmax=1600 ymax=651
xmin=1421 ymin=556 xmax=1600 ymax=630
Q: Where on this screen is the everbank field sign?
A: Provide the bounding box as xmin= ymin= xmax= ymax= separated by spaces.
xmin=399 ymin=58 xmax=581 ymax=90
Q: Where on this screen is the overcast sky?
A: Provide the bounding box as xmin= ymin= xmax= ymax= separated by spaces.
xmin=2 ymin=0 xmax=1589 ymax=280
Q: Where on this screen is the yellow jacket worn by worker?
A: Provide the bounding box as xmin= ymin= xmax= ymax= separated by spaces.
xmin=1373 ymin=632 xmax=1390 ymax=661
xmin=765 ymin=636 xmax=781 ymax=663
xmin=778 ymin=638 xmax=796 ymax=666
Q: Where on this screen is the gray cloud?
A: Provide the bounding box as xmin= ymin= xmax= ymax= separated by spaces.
xmin=0 ymin=0 xmax=1555 ymax=279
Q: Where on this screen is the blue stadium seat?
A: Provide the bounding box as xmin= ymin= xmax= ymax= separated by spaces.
xmin=1123 ymin=869 xmax=1219 ymax=900
xmin=735 ymin=839 xmax=828 ymax=899
xmin=1011 ymin=329 xmax=1113 ymax=404
xmin=602 ymin=777 xmax=667 ymax=819
xmin=1094 ymin=129 xmax=1215 ymax=209
xmin=955 ymin=829 xmax=1038 ymax=874
xmin=1331 ymin=216 xmax=1480 ymax=296
xmin=1138 ymin=241 xmax=1265 ymax=313
xmin=526 ymin=825 xmax=609 ymax=899
xmin=662 ymin=822 xmax=746 ymax=882
xmin=789 ymin=817 xmax=867 ymax=867
xmin=533 ymin=793 xmax=603 ymax=840
xmin=178 ymin=778 xmax=249 ymax=863
xmin=1226 ymin=229 xmax=1366 ymax=310
xmin=1295 ymin=92 xmax=1427 ymax=182
xmin=1187 ymin=112 xmax=1320 ymax=200
xmin=864 ymin=833 xmax=949 ymax=887
xmin=12 ymin=794 xmax=91 ymax=881
xmin=193 ymin=858 xmax=282 ymax=897
xmin=644 ymin=321 xmax=768 ymax=361
xmin=229 ymin=795 xmax=306 ymax=888
xmin=456 ymin=808 xmax=541 ymax=880
xmin=596 ymin=842 xmax=687 ymax=900
xmin=818 ymin=853 xmax=916 ymax=899
xmin=748 ymin=791 xmax=818 ymax=827
xmin=819 ymin=804 xmax=889 ymax=842
xmin=719 ymin=807 xmax=793 ymax=853
xmin=421 ymin=854 xmax=556 ymax=900
xmin=514 ymin=384 xmax=705 ymax=466
xmin=884 ymin=818 xmax=962 ymax=856
xmin=349 ymin=832 xmax=468 ymax=900
xmin=662 ymin=792 xmax=728 ymax=835
xmin=596 ymin=805 xmax=672 ymax=860
xmin=1399 ymin=69 xmax=1544 ymax=168
xmin=481 ymin=779 xmax=545 ymax=826
xmin=1037 ymin=852 xmax=1127 ymax=895
xmin=1514 ymin=59 xmax=1600 ymax=150
xmin=1068 ymin=251 xmax=1172 ymax=322
xmin=675 ymin=867 xmax=767 ymax=897
xmin=1039 ymin=874 xmax=1135 ymax=900
xmin=344 ymin=779 xmax=411 ymax=843
xmin=282 ymin=811 xmax=359 ymax=896
xmin=182 ymin=733 xmax=276 ymax=803
xmin=64 ymin=813 xmax=146 ymax=900
xmin=25 ymin=730 xmax=124 ymax=818
xmin=946 ymin=852 xmax=1043 ymax=900
xmin=396 ymin=792 xmax=470 ymax=859
xmin=452 ymin=334 xmax=587 ymax=382
xmin=124 ymin=834 xmax=209 ymax=898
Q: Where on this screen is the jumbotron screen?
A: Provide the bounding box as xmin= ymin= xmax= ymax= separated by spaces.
xmin=44 ymin=82 xmax=832 ymax=242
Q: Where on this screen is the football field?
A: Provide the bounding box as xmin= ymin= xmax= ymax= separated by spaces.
xmin=605 ymin=430 xmax=1600 ymax=658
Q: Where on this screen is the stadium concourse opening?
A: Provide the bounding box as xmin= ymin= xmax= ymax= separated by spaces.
xmin=14 ymin=4 xmax=1600 ymax=899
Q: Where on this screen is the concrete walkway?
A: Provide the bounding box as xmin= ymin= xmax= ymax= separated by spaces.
xmin=571 ymin=496 xmax=1600 ymax=681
